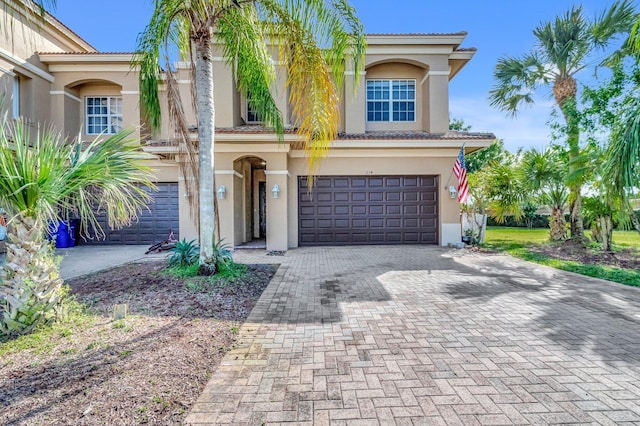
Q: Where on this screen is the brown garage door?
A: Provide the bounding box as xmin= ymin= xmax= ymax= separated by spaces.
xmin=298 ymin=175 xmax=438 ymax=246
xmin=81 ymin=183 xmax=180 ymax=245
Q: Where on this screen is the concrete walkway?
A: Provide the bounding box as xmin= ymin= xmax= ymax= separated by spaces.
xmin=58 ymin=245 xmax=165 ymax=280
xmin=187 ymin=246 xmax=640 ymax=425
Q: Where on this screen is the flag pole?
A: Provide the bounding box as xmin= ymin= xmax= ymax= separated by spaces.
xmin=446 ymin=143 xmax=465 ymax=189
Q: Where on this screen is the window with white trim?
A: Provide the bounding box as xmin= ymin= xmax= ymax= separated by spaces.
xmin=86 ymin=96 xmax=123 ymax=134
xmin=366 ymin=79 xmax=416 ymax=122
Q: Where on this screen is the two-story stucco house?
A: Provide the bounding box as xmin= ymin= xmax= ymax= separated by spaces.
xmin=1 ymin=2 xmax=495 ymax=251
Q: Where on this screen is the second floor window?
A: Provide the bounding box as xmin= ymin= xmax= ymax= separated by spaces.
xmin=86 ymin=96 xmax=123 ymax=134
xmin=366 ymin=79 xmax=416 ymax=122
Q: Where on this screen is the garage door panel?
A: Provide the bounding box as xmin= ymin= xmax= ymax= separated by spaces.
xmin=298 ymin=176 xmax=438 ymax=246
xmin=403 ymin=177 xmax=418 ymax=186
xmin=420 ymin=204 xmax=437 ymax=215
xmin=318 ymin=206 xmax=332 ymax=215
xmin=403 ymin=192 xmax=418 ymax=201
xmin=335 ymin=233 xmax=351 ymax=242
xmin=352 ymin=205 xmax=366 ymax=215
xmin=369 ymin=192 xmax=384 ymax=201
xmin=370 ymin=205 xmax=384 ymax=215
xmin=317 ymin=192 xmax=332 ymax=202
xmin=351 ymin=178 xmax=367 ymax=188
xmin=369 ymin=218 xmax=384 ymax=227
xmin=404 ymin=233 xmax=419 ymax=242
xmin=335 ymin=206 xmax=350 ymax=215
xmin=369 ymin=178 xmax=384 ymax=187
xmin=404 ymin=218 xmax=419 ymax=227
xmin=316 ymin=178 xmax=332 ymax=188
xmin=386 ymin=205 xmax=401 ymax=215
xmin=335 ymin=219 xmax=350 ymax=228
xmin=351 ymin=218 xmax=366 ymax=228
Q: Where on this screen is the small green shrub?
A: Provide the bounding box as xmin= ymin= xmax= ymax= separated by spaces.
xmin=217 ymin=261 xmax=247 ymax=279
xmin=213 ymin=239 xmax=233 ymax=266
xmin=165 ymin=263 xmax=199 ymax=279
xmin=167 ymin=239 xmax=199 ymax=268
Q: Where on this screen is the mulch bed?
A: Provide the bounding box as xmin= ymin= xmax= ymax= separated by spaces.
xmin=529 ymin=239 xmax=640 ymax=270
xmin=477 ymin=238 xmax=640 ymax=270
xmin=0 ymin=260 xmax=277 ymax=425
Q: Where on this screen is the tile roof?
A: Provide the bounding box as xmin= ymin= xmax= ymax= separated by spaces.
xmin=336 ymin=130 xmax=495 ymax=140
xmin=366 ymin=32 xmax=468 ymax=37
xmin=214 ymin=126 xmax=495 ymax=140
xmin=38 ymin=51 xmax=134 ymax=55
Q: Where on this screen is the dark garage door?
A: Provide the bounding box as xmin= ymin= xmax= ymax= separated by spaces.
xmin=298 ymin=175 xmax=438 ymax=246
xmin=82 ymin=182 xmax=180 ymax=245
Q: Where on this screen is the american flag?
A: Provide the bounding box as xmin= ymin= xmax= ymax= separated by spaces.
xmin=453 ymin=145 xmax=469 ymax=204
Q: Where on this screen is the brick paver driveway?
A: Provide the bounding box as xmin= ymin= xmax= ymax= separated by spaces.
xmin=187 ymin=246 xmax=640 ymax=425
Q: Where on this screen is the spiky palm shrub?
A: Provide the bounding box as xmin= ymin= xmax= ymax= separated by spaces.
xmin=0 ymin=118 xmax=154 ymax=337
xmin=522 ymin=148 xmax=569 ymax=241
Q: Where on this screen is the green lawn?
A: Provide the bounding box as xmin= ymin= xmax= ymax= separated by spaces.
xmin=483 ymin=227 xmax=640 ymax=287
xmin=485 ymin=227 xmax=640 ymax=247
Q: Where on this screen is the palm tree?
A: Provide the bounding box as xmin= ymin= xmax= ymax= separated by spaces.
xmin=522 ymin=148 xmax=569 ymax=241
xmin=489 ymin=1 xmax=636 ymax=243
xmin=136 ymin=0 xmax=365 ymax=274
xmin=0 ymin=118 xmax=154 ymax=336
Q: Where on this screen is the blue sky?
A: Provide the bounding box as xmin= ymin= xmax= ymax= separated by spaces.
xmin=53 ymin=0 xmax=632 ymax=152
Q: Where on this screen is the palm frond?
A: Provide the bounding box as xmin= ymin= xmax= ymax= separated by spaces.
xmin=591 ymin=0 xmax=637 ymax=48
xmin=486 ymin=163 xmax=526 ymax=222
xmin=217 ymin=5 xmax=284 ymax=136
xmin=605 ymin=97 xmax=640 ymax=192
xmin=259 ymin=0 xmax=365 ymax=178
xmin=488 ymin=54 xmax=547 ymax=115
xmin=0 ymin=117 xmax=154 ymax=239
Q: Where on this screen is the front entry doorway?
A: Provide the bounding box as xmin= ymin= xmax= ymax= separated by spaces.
xmin=233 ymin=156 xmax=267 ymax=249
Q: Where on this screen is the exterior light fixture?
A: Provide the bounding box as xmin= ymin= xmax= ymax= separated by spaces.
xmin=449 ymin=185 xmax=457 ymax=199
xmin=272 ymin=184 xmax=280 ymax=199
xmin=217 ymin=185 xmax=226 ymax=200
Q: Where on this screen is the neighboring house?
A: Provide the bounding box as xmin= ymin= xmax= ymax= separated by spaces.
xmin=1 ymin=2 xmax=495 ymax=251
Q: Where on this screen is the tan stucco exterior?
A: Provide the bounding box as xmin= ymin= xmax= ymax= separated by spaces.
xmin=1 ymin=4 xmax=494 ymax=250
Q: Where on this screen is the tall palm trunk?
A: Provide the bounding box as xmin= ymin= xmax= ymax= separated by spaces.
xmin=554 ymin=77 xmax=586 ymax=243
xmin=597 ymin=215 xmax=613 ymax=252
xmin=549 ymin=206 xmax=567 ymax=241
xmin=194 ymin=32 xmax=217 ymax=275
xmin=0 ymin=216 xmax=64 ymax=336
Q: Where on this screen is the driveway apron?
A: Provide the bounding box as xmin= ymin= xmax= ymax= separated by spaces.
xmin=187 ymin=246 xmax=640 ymax=425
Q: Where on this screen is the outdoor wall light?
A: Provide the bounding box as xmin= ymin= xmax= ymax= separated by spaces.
xmin=449 ymin=185 xmax=457 ymax=199
xmin=272 ymin=184 xmax=280 ymax=199
xmin=217 ymin=185 xmax=226 ymax=200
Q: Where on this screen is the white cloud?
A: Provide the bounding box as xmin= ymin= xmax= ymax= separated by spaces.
xmin=449 ymin=96 xmax=557 ymax=152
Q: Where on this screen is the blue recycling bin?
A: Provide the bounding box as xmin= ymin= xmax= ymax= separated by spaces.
xmin=48 ymin=220 xmax=76 ymax=248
